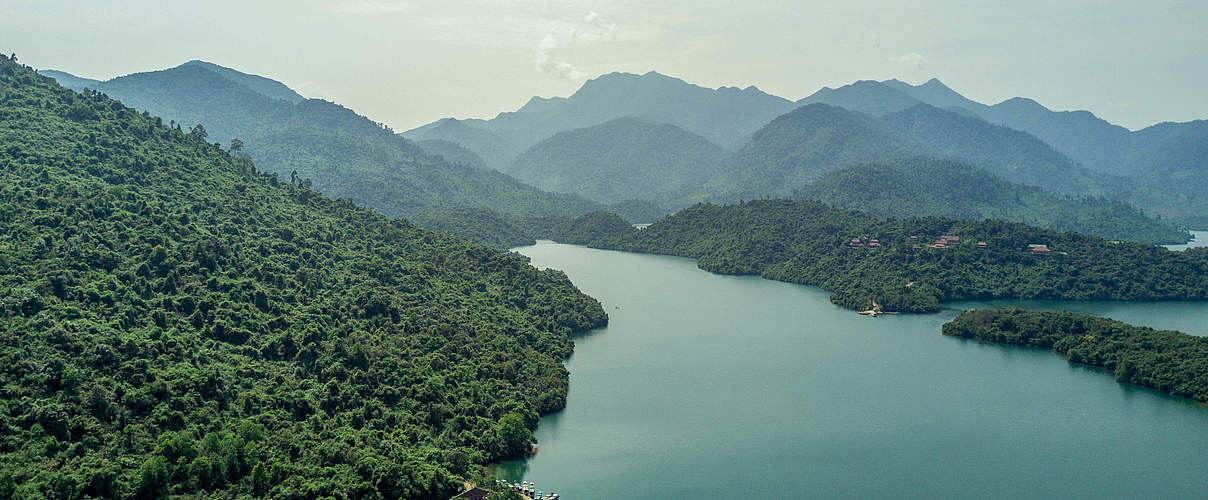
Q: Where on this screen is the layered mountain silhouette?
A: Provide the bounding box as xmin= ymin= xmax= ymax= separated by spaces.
xmin=40 ymin=61 xmax=603 ymax=245
xmin=403 ymin=71 xmax=795 ymax=168
xmin=701 ymin=102 xmax=1121 ymax=201
xmin=506 ymin=117 xmax=725 ymax=205
xmin=801 ymin=78 xmax=1208 ymax=220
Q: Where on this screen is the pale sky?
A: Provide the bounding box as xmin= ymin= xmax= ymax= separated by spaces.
xmin=4 ymin=0 xmax=1206 ymax=131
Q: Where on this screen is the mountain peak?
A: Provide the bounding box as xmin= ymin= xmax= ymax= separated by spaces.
xmin=172 ymin=60 xmax=303 ymax=103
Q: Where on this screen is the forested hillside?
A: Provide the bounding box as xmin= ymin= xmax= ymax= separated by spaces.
xmin=40 ymin=62 xmax=602 ymax=245
xmin=506 ymin=117 xmax=724 ymax=205
xmin=577 ymin=200 xmax=1208 ymax=313
xmin=0 ymin=55 xmax=607 ymax=499
xmin=795 ymin=159 xmax=1188 ymax=244
xmin=880 ymin=104 xmax=1118 ymax=196
xmin=944 ymin=309 xmax=1208 ymax=402
xmin=702 ymin=103 xmax=920 ymax=199
xmin=699 ymin=102 xmax=1120 ymax=201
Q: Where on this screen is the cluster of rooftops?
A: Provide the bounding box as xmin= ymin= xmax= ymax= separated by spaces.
xmin=848 ymin=235 xmax=1052 ymax=255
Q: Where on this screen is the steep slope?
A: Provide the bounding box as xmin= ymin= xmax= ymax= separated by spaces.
xmin=702 ymin=103 xmax=922 ymax=199
xmin=404 ymin=118 xmax=519 ymax=170
xmin=40 ymin=63 xmax=604 ymax=242
xmin=177 ymin=60 xmax=304 ymax=103
xmin=881 ymin=104 xmax=1119 ymax=195
xmin=35 ymin=69 xmax=101 ymax=90
xmin=403 ymin=71 xmax=795 ymax=167
xmin=0 ymin=55 xmax=606 ymax=498
xmin=795 ymin=159 xmax=1188 ymax=243
xmin=506 ymin=117 xmax=726 ymax=205
xmin=414 ymin=139 xmax=488 ymax=169
xmin=980 ymin=97 xmax=1131 ymax=175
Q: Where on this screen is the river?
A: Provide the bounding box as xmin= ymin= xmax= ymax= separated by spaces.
xmin=496 ymin=241 xmax=1208 ymax=499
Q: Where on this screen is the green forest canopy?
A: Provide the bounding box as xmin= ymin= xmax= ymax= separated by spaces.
xmin=572 ymin=199 xmax=1208 ymax=313
xmin=0 ymin=54 xmax=606 ymax=499
xmin=943 ymin=308 xmax=1208 ymax=402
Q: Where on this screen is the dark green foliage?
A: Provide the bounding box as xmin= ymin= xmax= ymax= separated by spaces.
xmin=0 ymin=55 xmax=606 ymax=499
xmin=796 ymin=159 xmax=1189 ymax=244
xmin=580 ymin=199 xmax=1208 ymax=313
xmin=505 ymin=117 xmax=725 ymax=205
xmin=943 ymin=308 xmax=1208 ymax=402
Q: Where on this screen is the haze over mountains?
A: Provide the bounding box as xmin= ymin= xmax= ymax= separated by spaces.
xmin=804 ymin=78 xmax=1208 ymax=221
xmin=795 ymin=158 xmax=1187 ymax=244
xmin=41 ymin=60 xmax=1204 ymax=244
xmin=403 ymin=71 xmax=795 ymax=168
xmin=39 ymin=61 xmax=606 ymax=239
xmin=405 ymin=69 xmax=1202 ymax=231
xmin=506 ymin=117 xmax=725 ymax=205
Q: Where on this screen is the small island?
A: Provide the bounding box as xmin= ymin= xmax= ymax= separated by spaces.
xmin=943 ymin=308 xmax=1208 ymax=402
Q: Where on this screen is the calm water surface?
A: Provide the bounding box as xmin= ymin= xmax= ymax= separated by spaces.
xmin=497 ymin=241 xmax=1208 ymax=499
xmin=1165 ymin=230 xmax=1208 ymax=251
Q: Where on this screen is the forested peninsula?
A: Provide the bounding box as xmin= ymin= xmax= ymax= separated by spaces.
xmin=943 ymin=309 xmax=1208 ymax=402
xmin=568 ymin=200 xmax=1208 ymax=313
xmin=0 ymin=55 xmax=606 ymax=499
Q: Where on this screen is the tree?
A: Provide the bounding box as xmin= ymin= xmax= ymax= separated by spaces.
xmin=495 ymin=413 xmax=533 ymax=458
xmin=188 ymin=123 xmax=208 ymax=142
xmin=136 ymin=456 xmax=169 ymax=498
xmin=229 ymin=138 xmax=244 ymax=156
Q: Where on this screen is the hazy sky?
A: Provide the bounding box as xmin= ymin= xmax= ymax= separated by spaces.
xmin=5 ymin=0 xmax=1206 ymax=131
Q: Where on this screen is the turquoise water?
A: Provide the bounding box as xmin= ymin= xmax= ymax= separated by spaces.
xmin=497 ymin=241 xmax=1208 ymax=499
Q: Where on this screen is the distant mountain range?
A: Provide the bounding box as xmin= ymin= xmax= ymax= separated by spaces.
xmin=39 ymin=61 xmax=607 ymax=246
xmin=44 ymin=61 xmax=1206 ymax=239
xmin=403 ymin=71 xmax=795 ymax=169
xmin=701 ymin=102 xmax=1120 ymax=201
xmin=802 ymin=78 xmax=1208 ymax=221
xmin=409 ymin=71 xmax=1203 ymax=228
xmin=505 ymin=117 xmax=724 ymax=205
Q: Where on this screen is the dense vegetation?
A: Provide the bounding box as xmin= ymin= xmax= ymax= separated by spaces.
xmin=1 ymin=55 xmax=608 ymax=499
xmin=506 ymin=117 xmax=724 ymax=206
xmin=795 ymin=159 xmax=1188 ymax=244
xmin=577 ymin=199 xmax=1208 ymax=313
xmin=702 ymin=103 xmax=918 ymax=200
xmin=41 ymin=62 xmax=602 ymax=245
xmin=943 ymin=309 xmax=1208 ymax=402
